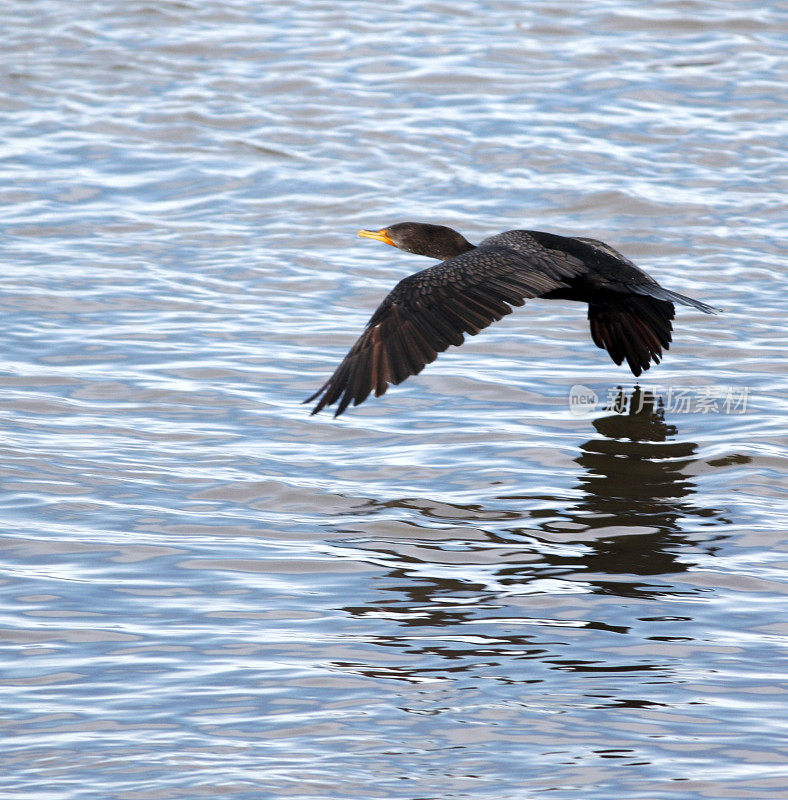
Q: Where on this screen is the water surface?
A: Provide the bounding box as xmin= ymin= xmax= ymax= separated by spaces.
xmin=1 ymin=1 xmax=787 ymax=798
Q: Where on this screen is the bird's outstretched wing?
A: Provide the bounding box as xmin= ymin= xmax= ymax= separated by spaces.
xmin=588 ymin=294 xmax=675 ymax=377
xmin=569 ymin=239 xmax=717 ymax=376
xmin=306 ymin=244 xmax=583 ymax=416
xmin=527 ymin=231 xmax=718 ymax=376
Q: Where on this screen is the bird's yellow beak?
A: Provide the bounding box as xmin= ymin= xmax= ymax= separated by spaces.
xmin=358 ymin=228 xmax=395 ymax=247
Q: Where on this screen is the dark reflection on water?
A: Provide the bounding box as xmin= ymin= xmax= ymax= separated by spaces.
xmin=573 ymin=386 xmax=710 ymax=524
xmin=346 ymin=390 xmax=729 ymax=634
xmin=534 ymin=387 xmax=731 ymax=593
xmin=331 ymin=393 xmax=755 ymax=712
xmin=534 ymin=387 xmax=723 ymax=531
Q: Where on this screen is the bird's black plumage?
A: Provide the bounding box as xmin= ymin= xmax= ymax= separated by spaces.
xmin=306 ymin=223 xmax=718 ymax=416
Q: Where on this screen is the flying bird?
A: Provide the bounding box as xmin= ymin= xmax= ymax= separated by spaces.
xmin=306 ymin=222 xmax=718 ymax=416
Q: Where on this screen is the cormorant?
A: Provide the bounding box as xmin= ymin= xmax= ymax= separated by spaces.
xmin=306 ymin=222 xmax=718 ymax=417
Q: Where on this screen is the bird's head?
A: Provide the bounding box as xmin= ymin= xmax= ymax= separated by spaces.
xmin=358 ymin=222 xmax=474 ymax=261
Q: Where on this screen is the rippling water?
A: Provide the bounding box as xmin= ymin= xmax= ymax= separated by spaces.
xmin=2 ymin=1 xmax=787 ymax=798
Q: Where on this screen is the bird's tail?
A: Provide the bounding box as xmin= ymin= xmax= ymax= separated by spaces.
xmin=633 ymin=285 xmax=720 ymax=314
xmin=659 ymin=288 xmax=719 ymax=314
xmin=588 ymin=295 xmax=675 ymax=377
